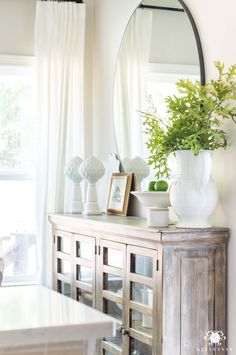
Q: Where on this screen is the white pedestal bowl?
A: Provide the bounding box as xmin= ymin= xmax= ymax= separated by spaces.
xmin=131 ymin=191 xmax=170 ymax=208
xmin=131 ymin=191 xmax=170 ymax=227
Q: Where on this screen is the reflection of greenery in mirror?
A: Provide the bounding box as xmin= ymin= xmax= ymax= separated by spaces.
xmin=114 ymin=0 xmax=204 ymax=180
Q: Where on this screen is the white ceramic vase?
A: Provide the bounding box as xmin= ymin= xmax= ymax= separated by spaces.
xmin=170 ymin=150 xmax=218 ymax=228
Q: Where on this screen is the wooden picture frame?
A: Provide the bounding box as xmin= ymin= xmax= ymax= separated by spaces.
xmin=107 ymin=173 xmax=132 ymax=216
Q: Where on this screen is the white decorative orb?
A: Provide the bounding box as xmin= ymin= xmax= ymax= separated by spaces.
xmin=79 ymin=156 xmax=105 ymax=184
xmin=121 ymin=157 xmax=131 ymax=172
xmin=64 ymin=156 xmax=83 ymax=183
xmin=126 ymin=156 xmax=150 ymax=190
xmin=128 ymin=156 xmax=150 ymax=179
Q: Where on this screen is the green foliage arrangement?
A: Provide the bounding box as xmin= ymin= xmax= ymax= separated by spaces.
xmin=140 ymin=61 xmax=236 ymax=178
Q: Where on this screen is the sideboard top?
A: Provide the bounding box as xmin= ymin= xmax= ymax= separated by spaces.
xmin=48 ymin=213 xmax=229 ymax=244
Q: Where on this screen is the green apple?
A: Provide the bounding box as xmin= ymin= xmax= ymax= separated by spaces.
xmin=154 ymin=180 xmax=168 ymax=192
xmin=148 ymin=181 xmax=157 ymax=191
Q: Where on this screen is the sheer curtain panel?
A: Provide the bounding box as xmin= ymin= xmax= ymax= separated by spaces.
xmin=35 ymin=1 xmax=86 ymax=286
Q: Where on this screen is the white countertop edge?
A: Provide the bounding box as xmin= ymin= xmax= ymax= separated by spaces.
xmin=0 ymin=321 xmax=116 ymax=348
xmin=0 ymin=286 xmax=116 ymax=348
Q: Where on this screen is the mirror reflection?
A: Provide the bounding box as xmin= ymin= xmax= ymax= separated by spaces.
xmin=114 ymin=0 xmax=204 ymax=180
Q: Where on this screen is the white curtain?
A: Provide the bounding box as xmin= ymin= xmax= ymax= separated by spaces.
xmin=35 ymin=1 xmax=86 ymax=286
xmin=114 ymin=9 xmax=153 ymax=161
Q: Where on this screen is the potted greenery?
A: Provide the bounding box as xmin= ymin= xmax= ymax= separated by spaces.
xmin=140 ymin=61 xmax=236 ymax=228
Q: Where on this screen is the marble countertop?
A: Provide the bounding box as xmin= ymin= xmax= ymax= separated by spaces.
xmin=0 ymin=285 xmax=115 ymax=348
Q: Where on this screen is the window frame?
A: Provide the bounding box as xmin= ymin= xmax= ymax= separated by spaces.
xmin=0 ymin=54 xmax=35 ymax=181
xmin=0 ymin=54 xmax=38 ymax=286
xmin=148 ymin=63 xmax=200 ymax=83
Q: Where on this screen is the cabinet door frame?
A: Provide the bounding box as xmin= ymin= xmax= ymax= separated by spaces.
xmin=73 ymin=233 xmax=96 ymax=307
xmin=162 ymin=245 xmax=223 ymax=355
xmin=98 ymin=239 xmax=127 ymax=355
xmin=53 ymin=229 xmax=74 ymax=298
xmin=126 ymin=245 xmax=162 ymax=355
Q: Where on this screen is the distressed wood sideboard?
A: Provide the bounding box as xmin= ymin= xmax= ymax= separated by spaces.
xmin=49 ymin=213 xmax=228 ymax=355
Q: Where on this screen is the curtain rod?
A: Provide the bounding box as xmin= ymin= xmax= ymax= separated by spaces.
xmin=139 ymin=4 xmax=184 ymax=12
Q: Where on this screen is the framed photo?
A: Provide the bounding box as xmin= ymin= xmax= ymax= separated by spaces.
xmin=107 ymin=173 xmax=132 ymax=216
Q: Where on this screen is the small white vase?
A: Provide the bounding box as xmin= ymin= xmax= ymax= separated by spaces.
xmin=170 ymin=150 xmax=218 ymax=228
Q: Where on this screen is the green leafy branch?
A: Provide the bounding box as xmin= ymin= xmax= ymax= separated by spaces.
xmin=140 ymin=61 xmax=236 ymax=178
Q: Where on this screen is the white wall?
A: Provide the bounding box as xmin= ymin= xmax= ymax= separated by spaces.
xmin=0 ymin=0 xmax=36 ymax=55
xmin=93 ymin=0 xmax=236 ymax=349
xmin=93 ymin=0 xmax=139 ymax=158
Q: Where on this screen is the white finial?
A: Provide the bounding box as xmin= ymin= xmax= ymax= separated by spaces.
xmin=64 ymin=157 xmax=83 ymax=213
xmin=79 ymin=156 xmax=105 ymax=215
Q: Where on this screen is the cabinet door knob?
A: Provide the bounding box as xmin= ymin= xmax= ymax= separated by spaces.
xmin=121 ymin=328 xmax=129 ymax=336
xmin=118 ymin=325 xmax=124 ymax=334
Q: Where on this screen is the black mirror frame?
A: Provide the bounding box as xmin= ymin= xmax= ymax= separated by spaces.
xmin=113 ymin=0 xmax=206 ymax=170
xmin=178 ymin=0 xmax=205 ymax=85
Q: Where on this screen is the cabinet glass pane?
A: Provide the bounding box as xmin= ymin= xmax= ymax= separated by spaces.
xmin=103 ymin=351 xmax=113 ymax=355
xmin=57 ymin=258 xmax=71 ymax=277
xmin=76 ymin=240 xmax=93 ymax=261
xmin=130 ymin=338 xmax=152 ymax=355
xmin=57 ymin=236 xmax=71 ymax=254
xmin=130 ymin=310 xmax=153 ymax=333
xmin=76 ymin=288 xmax=93 ymax=307
xmin=104 ymin=299 xmax=122 ymax=321
xmin=130 ymin=254 xmax=153 ymax=278
xmin=104 ymin=273 xmax=122 ymax=295
xmin=76 ymin=265 xmax=93 ymax=285
xmin=104 ymin=247 xmax=123 ymax=268
xmin=57 ymin=280 xmax=71 ymax=297
xmin=104 ymin=328 xmax=122 ymax=350
xmin=131 ymin=282 xmax=153 ymax=307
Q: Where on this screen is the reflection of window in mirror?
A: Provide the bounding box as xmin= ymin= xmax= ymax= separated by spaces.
xmin=114 ymin=0 xmax=204 ymax=182
xmin=147 ymin=63 xmax=199 ymax=122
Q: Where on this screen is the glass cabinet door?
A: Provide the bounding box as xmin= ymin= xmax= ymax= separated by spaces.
xmin=74 ymin=234 xmax=96 ymax=308
xmin=99 ymin=240 xmax=126 ymax=355
xmin=126 ymin=245 xmax=160 ymax=355
xmin=53 ymin=229 xmax=162 ymax=355
xmin=54 ymin=230 xmax=73 ymax=298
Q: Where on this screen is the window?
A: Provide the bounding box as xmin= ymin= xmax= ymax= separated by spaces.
xmin=0 ymin=55 xmax=38 ymax=285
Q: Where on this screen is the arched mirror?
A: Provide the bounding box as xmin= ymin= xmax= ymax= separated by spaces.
xmin=114 ymin=0 xmax=205 ymax=180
